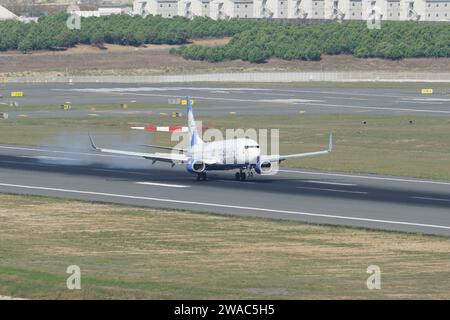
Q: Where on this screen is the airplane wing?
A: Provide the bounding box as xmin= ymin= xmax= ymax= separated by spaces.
xmin=139 ymin=144 xmax=186 ymax=153
xmin=261 ymin=133 xmax=333 ymax=163
xmin=89 ymin=134 xmax=189 ymax=164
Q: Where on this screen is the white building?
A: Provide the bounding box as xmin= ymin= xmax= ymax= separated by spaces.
xmin=324 ymin=0 xmax=346 ymax=19
xmin=178 ymin=0 xmax=204 ymax=17
xmin=210 ymin=0 xmax=233 ymax=19
xmin=254 ymin=0 xmax=289 ymax=18
xmin=400 ymin=0 xmax=421 ymax=20
xmin=142 ymin=0 xmax=179 ymax=17
xmin=287 ymin=0 xmax=310 ymax=18
xmin=133 ymin=0 xmax=148 ymax=15
xmin=339 ymin=0 xmax=363 ymax=19
xmin=415 ymin=0 xmax=450 ymax=21
xmin=201 ymin=0 xmax=212 ymax=16
xmin=0 ymin=4 xmax=18 ymax=20
xmin=362 ymin=0 xmax=382 ymax=20
xmin=306 ymin=0 xmax=326 ymax=18
xmin=71 ymin=7 xmax=131 ymax=18
xmin=130 ymin=0 xmax=450 ymax=21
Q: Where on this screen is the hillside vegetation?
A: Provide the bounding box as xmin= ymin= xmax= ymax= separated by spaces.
xmin=0 ymin=14 xmax=259 ymax=52
xmin=173 ymin=21 xmax=450 ymax=62
xmin=0 ymin=14 xmax=449 ymax=63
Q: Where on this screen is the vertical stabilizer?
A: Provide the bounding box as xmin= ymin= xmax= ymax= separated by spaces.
xmin=186 ymin=96 xmax=203 ymax=152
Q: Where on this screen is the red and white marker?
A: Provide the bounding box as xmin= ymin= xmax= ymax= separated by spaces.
xmin=131 ymin=126 xmax=189 ymax=133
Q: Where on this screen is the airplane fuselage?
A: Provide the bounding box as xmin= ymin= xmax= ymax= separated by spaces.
xmin=188 ymin=138 xmax=260 ymax=171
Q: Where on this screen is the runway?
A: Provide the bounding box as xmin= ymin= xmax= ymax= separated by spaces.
xmin=2 ymin=83 xmax=450 ymax=117
xmin=0 ymin=143 xmax=449 ymax=236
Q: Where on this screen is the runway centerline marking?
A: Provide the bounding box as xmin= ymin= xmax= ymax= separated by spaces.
xmin=279 ymin=169 xmax=450 ymax=187
xmin=136 ymin=182 xmax=190 ymax=188
xmin=0 ymin=182 xmax=449 ymax=231
xmin=305 ymin=180 xmax=357 ymax=187
xmin=412 ymin=196 xmax=450 ymax=203
xmin=296 ymin=186 xmax=367 ymax=194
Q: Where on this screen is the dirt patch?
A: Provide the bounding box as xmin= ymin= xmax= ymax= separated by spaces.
xmin=1 ymin=39 xmax=450 ymax=77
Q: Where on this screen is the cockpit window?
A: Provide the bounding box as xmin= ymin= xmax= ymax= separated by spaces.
xmin=245 ymin=145 xmax=260 ymax=149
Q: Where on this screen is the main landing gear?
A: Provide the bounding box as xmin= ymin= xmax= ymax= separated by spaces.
xmin=196 ymin=172 xmax=207 ymax=181
xmin=235 ymin=168 xmax=253 ymax=181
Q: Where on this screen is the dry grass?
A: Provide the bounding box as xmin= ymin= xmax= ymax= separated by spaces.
xmin=0 ymin=194 xmax=449 ymax=299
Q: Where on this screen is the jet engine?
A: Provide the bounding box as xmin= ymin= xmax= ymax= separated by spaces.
xmin=186 ymin=160 xmax=206 ymax=173
xmin=255 ymin=160 xmax=273 ymax=175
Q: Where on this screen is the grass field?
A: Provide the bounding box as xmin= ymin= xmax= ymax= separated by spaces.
xmin=0 ymin=194 xmax=449 ymax=299
xmin=0 ymin=112 xmax=449 ymax=180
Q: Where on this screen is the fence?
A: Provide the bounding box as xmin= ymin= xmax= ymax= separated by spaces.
xmin=4 ymin=72 xmax=450 ymax=83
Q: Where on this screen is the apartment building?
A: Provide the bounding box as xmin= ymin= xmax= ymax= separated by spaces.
xmin=132 ymin=0 xmax=450 ymax=21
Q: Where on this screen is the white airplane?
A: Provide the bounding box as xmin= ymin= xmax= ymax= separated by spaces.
xmin=89 ymin=96 xmax=332 ymax=181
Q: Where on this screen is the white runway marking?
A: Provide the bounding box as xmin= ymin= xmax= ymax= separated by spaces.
xmin=273 ymin=89 xmax=415 ymax=100
xmin=136 ymin=182 xmax=190 ymax=188
xmin=0 ymin=182 xmax=449 ymax=231
xmin=20 ymin=155 xmax=77 ymax=161
xmin=210 ymin=90 xmax=229 ymax=94
xmin=324 ymin=96 xmax=369 ymax=101
xmin=258 ymin=99 xmax=324 ymax=104
xmin=398 ymin=100 xmax=444 ymax=105
xmin=293 ymin=101 xmax=450 ymax=114
xmin=279 ymin=169 xmax=450 ymax=186
xmin=296 ymin=186 xmax=368 ymax=194
xmin=305 ymin=180 xmax=357 ymax=187
xmin=412 ymin=196 xmax=450 ymax=203
xmin=403 ymin=98 xmax=450 ymax=102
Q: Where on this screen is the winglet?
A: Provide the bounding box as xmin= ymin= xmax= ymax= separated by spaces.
xmin=88 ymin=133 xmax=99 ymax=150
xmin=328 ymin=133 xmax=333 ymax=153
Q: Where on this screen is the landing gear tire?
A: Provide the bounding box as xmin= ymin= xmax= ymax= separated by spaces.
xmin=235 ymin=171 xmax=246 ymax=181
xmin=197 ymin=172 xmax=207 ymax=181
